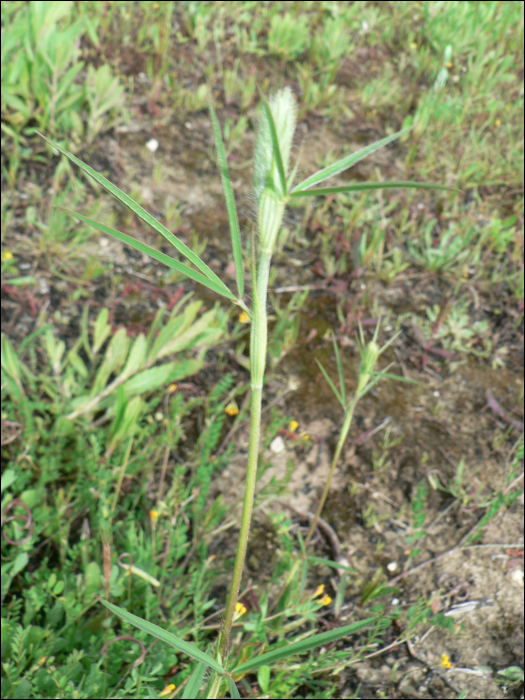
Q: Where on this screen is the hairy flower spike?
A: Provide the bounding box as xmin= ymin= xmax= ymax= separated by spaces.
xmin=357 ymin=340 xmax=380 ymax=395
xmin=258 ymin=187 xmax=285 ymax=254
xmin=254 ymin=87 xmax=297 ymax=204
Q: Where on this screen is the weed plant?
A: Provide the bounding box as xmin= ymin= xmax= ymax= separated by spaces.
xmin=35 ymin=87 xmax=456 ymax=698
xmin=2 ymin=2 xmax=522 ymax=697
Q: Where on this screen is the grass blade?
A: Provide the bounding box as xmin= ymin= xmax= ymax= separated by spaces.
xmin=232 ymin=616 xmax=380 ymax=674
xmin=290 ymin=129 xmax=411 ymax=194
xmin=99 ymin=599 xmax=225 ymax=674
xmin=371 ymin=371 xmax=421 ymax=384
xmin=182 ymin=661 xmax=208 ymax=699
xmin=38 ymin=133 xmax=233 ymax=299
xmin=290 ymin=181 xmax=461 ymax=197
xmin=56 ymin=207 xmax=237 ymax=301
xmin=332 ymin=335 xmax=346 ymax=406
xmin=315 ymin=359 xmax=345 ymax=408
xmin=258 ymin=90 xmax=287 ymax=196
xmin=228 ymin=676 xmax=241 ymax=699
xmin=209 ymin=103 xmax=244 ymax=300
xmin=307 ymin=556 xmax=356 ymax=574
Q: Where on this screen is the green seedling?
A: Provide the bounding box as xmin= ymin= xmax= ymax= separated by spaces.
xmin=268 ymin=13 xmax=310 ymax=61
xmin=1 ymin=1 xmax=125 ymax=184
xmin=40 ymin=87 xmax=455 ymax=698
xmin=408 ymin=220 xmax=473 ymax=273
xmin=305 ymin=324 xmax=418 ymax=548
xmin=137 ymin=2 xmax=175 ymax=80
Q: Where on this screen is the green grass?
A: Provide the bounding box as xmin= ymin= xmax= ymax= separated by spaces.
xmin=1 ymin=2 xmax=523 ymax=698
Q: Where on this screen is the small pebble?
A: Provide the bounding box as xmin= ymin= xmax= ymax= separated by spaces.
xmin=387 ymin=561 xmax=398 ymax=572
xmin=510 ymin=568 xmax=524 ymax=588
xmin=270 ymin=436 xmax=285 ymax=454
xmin=146 ymin=138 xmax=159 ymax=152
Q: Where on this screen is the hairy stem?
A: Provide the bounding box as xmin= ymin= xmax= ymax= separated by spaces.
xmin=218 ymin=252 xmax=270 ymax=661
xmin=206 ymin=672 xmax=223 ymax=699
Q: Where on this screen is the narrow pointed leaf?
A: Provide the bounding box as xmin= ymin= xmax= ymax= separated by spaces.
xmin=56 ymin=207 xmax=237 ymax=301
xmin=291 ymin=129 xmax=411 ymax=194
xmin=232 ymin=616 xmax=380 ymax=674
xmin=290 ymin=181 xmax=461 ymax=197
xmin=98 ymin=600 xmax=225 ymax=674
xmin=123 ymin=360 xmax=203 ymax=396
xmin=332 ymin=336 xmax=346 ymax=406
xmin=307 ymin=556 xmax=356 ymax=574
xmin=182 ymin=661 xmax=208 ymax=699
xmin=38 ymin=133 xmax=232 ymax=297
xmin=228 ymin=676 xmax=241 ymax=699
xmin=258 ymin=90 xmax=287 ymax=196
xmin=371 ymin=371 xmax=421 ymax=384
xmin=209 ymin=104 xmax=244 ymax=300
xmin=315 ymin=359 xmax=345 ymax=408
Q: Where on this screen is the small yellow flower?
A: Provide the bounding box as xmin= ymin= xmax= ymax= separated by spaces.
xmin=320 ymin=594 xmax=332 ymax=606
xmin=446 ymin=61 xmax=453 ymax=68
xmin=313 ymin=584 xmax=325 ymax=598
xmin=150 ymin=510 xmax=159 ymax=524
xmin=225 ymin=400 xmax=239 ymax=416
xmin=39 ymin=657 xmax=47 ymax=665
xmin=1 ymin=251 xmax=13 ymax=261
xmin=159 ymin=684 xmax=176 ymax=697
xmin=289 ymin=420 xmax=299 ymax=432
xmin=167 ymin=384 xmax=178 ymax=394
xmin=495 ymin=119 xmax=501 ymax=126
xmin=440 ymin=654 xmax=454 ymax=669
xmin=410 ymin=42 xmax=417 ymax=49
xmin=233 ymin=602 xmax=247 ymax=620
xmin=302 ymin=433 xmax=310 ymax=441
xmin=239 ymin=311 xmax=250 ymax=324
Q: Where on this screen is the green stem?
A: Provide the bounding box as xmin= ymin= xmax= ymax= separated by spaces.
xmin=218 ymin=252 xmax=270 ymax=661
xmin=206 ymin=673 xmax=223 ymax=699
xmin=304 ymin=399 xmax=356 ymax=548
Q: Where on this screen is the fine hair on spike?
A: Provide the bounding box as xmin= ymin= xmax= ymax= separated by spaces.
xmin=253 ymin=86 xmax=298 ymax=205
